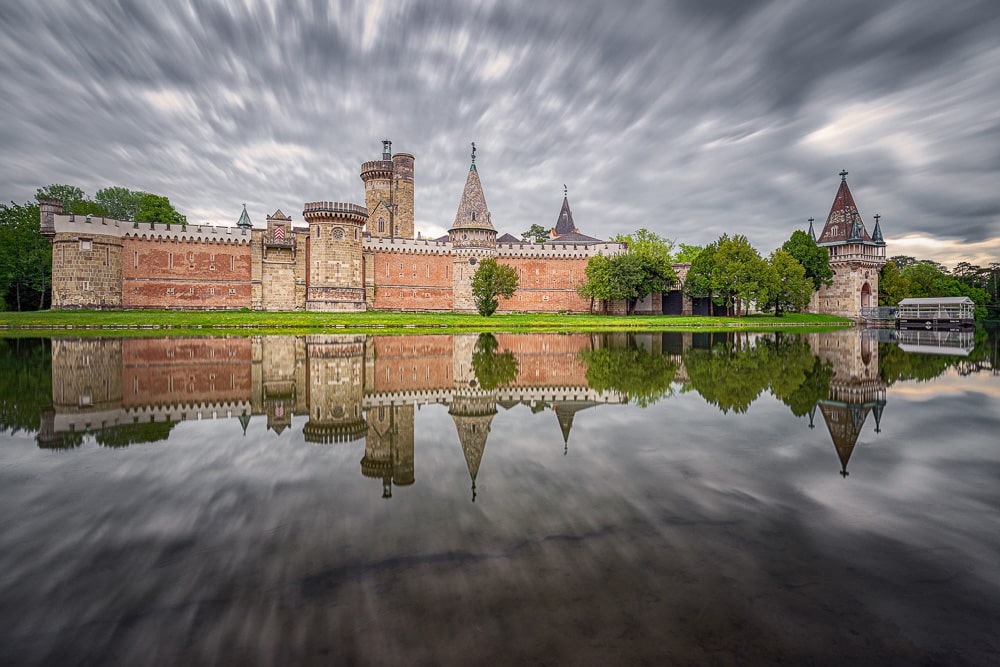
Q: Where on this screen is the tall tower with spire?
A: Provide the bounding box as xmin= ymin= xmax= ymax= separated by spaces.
xmin=360 ymin=139 xmax=415 ymax=240
xmin=449 ymin=143 xmax=498 ymax=312
xmin=449 ymin=334 xmax=497 ymax=501
xmin=812 ymin=171 xmax=887 ymax=319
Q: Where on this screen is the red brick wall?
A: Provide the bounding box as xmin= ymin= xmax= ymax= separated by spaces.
xmin=498 ymin=257 xmax=592 ymax=312
xmin=122 ymin=237 xmax=252 ymax=309
xmin=371 ymin=250 xmax=453 ymax=311
xmin=122 ymin=338 xmax=253 ymax=408
xmin=366 ymin=333 xmax=594 ymax=395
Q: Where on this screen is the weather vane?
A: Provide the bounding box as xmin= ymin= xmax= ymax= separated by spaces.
xmin=563 ymin=184 xmax=568 ymax=197
xmin=471 ymin=142 xmax=476 ymax=165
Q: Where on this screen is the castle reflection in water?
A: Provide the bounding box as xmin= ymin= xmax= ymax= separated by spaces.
xmin=38 ymin=329 xmax=889 ymax=493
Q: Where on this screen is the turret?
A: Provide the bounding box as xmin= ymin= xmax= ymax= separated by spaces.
xmin=303 ymin=201 xmax=368 ymax=311
xmin=360 ymin=139 xmax=415 ymax=239
xmin=449 ymin=142 xmax=498 ymax=312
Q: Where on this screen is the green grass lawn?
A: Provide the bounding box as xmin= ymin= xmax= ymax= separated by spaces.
xmin=0 ymin=309 xmax=853 ymax=337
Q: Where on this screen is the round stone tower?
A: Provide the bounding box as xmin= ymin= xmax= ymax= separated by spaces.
xmin=303 ymin=201 xmax=368 ymax=311
xmin=303 ymin=335 xmax=367 ymax=445
xmin=449 ymin=143 xmax=497 ymax=312
xmin=360 ymin=139 xmax=415 ymax=239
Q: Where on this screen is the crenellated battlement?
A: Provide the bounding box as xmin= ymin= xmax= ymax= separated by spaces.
xmin=364 ymin=236 xmax=453 ymax=255
xmin=360 ymin=160 xmax=394 ymax=179
xmin=51 ymin=214 xmax=252 ymax=245
xmin=496 ymin=241 xmax=627 ymax=260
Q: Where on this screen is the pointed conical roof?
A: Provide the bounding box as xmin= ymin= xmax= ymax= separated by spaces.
xmin=237 ymin=204 xmax=253 ymax=229
xmin=238 ymin=412 xmax=251 ymax=436
xmin=450 ymin=148 xmax=494 ymax=231
xmin=817 ymin=173 xmax=871 ymax=245
xmin=553 ymin=196 xmax=577 ymax=236
xmin=871 ymin=216 xmax=885 ymax=245
xmin=819 ymin=401 xmax=870 ymax=476
xmin=807 ymin=218 xmax=816 ymax=242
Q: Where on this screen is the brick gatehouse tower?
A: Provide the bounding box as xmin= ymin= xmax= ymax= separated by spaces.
xmin=812 ymin=171 xmax=887 ymax=319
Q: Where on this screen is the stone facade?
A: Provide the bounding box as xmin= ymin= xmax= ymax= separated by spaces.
xmin=812 ymin=174 xmax=887 ymax=319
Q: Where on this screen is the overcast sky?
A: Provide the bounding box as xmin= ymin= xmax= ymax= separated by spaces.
xmin=2 ymin=0 xmax=998 ymax=266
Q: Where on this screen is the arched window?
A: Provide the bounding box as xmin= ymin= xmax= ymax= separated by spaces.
xmin=379 ymin=217 xmax=385 ymax=233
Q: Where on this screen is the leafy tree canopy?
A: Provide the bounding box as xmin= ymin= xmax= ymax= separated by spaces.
xmin=136 ymin=193 xmax=187 ymax=226
xmin=471 ymin=258 xmax=518 ymax=316
xmin=579 ymin=338 xmax=678 ymax=407
xmin=760 ymin=249 xmax=813 ymax=316
xmin=782 ymin=230 xmax=832 ymax=290
xmin=579 ymin=229 xmax=678 ymax=312
xmin=521 ymin=223 xmax=549 ymax=244
xmin=96 ymin=186 xmax=145 ymax=221
xmin=471 ymin=334 xmax=519 ymax=390
xmin=674 ymin=243 xmax=704 ymax=263
xmin=0 ymin=201 xmax=50 ymax=311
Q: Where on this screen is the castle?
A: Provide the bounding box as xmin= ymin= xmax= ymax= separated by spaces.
xmin=39 ymin=141 xmax=885 ymax=318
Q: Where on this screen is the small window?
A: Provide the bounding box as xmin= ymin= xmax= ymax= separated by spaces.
xmin=229 ymin=288 xmax=236 ymax=295
xmin=80 ymin=239 xmax=92 ymax=251
xmin=209 ymin=287 xmax=215 ymax=296
xmin=188 ymin=252 xmax=194 ymax=262
xmin=189 ymin=287 xmax=195 ymax=295
xmin=166 ymin=287 xmax=175 ymax=295
xmin=230 ymin=255 xmax=235 ymax=271
xmin=168 ymin=253 xmax=174 ymax=269
xmin=104 ymin=247 xmax=109 ymax=266
xmin=378 ymin=217 xmax=385 ymax=233
xmin=133 ymin=251 xmax=138 ymax=269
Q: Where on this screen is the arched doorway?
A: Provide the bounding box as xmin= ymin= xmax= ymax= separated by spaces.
xmin=861 ymin=282 xmax=872 ymax=308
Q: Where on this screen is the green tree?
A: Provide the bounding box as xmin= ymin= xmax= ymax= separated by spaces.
xmin=579 ymin=336 xmax=678 ymax=407
xmin=0 ymin=201 xmax=50 ymax=311
xmin=761 ymin=249 xmax=813 ymax=316
xmin=471 ymin=334 xmax=519 ymax=389
xmin=521 ymin=223 xmax=549 ymax=243
xmin=580 ymin=229 xmax=677 ymax=314
xmin=674 ymin=243 xmax=704 ymax=263
xmin=35 ymin=184 xmax=88 ymax=214
xmin=136 ymin=193 xmax=187 ymax=226
xmin=781 ymin=230 xmax=832 ymax=290
xmin=713 ymin=234 xmax=767 ymax=317
xmin=95 ymin=186 xmax=146 ymax=221
xmin=0 ymin=338 xmax=52 ymax=435
xmin=471 ymin=258 xmax=518 ymax=316
xmin=683 ymin=239 xmax=721 ymax=308
xmin=878 ymin=260 xmax=908 ymax=306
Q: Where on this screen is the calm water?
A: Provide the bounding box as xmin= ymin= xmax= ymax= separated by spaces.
xmin=0 ymin=329 xmax=997 ymax=666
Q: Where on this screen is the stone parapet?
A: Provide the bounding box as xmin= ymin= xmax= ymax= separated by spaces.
xmin=496 ymin=242 xmax=626 ymax=259
xmin=363 ymin=237 xmax=452 ymax=255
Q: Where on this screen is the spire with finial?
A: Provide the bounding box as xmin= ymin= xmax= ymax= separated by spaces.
xmin=470 ymin=142 xmax=477 ymax=172
xmin=816 ymin=170 xmax=873 ymax=245
xmin=238 ymin=412 xmax=251 ymax=436
xmin=236 ymin=204 xmax=253 ymax=231
xmin=871 ymin=213 xmax=885 ymax=245
xmin=807 ymin=217 xmax=816 ymax=242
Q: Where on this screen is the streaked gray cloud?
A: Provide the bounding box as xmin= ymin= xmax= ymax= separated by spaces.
xmin=1 ymin=0 xmax=998 ymax=264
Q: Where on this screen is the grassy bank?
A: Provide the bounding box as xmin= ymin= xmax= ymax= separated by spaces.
xmin=0 ymin=309 xmax=853 ymax=337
